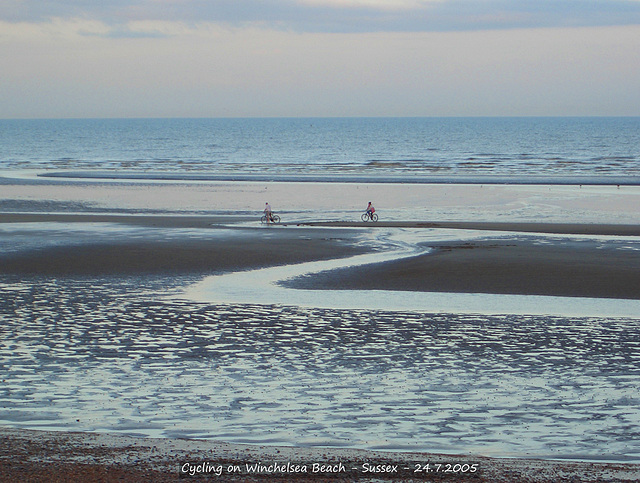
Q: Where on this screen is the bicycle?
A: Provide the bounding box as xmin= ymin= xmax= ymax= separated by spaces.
xmin=361 ymin=211 xmax=378 ymax=222
xmin=261 ymin=213 xmax=281 ymax=224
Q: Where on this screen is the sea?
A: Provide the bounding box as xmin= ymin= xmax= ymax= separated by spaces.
xmin=1 ymin=117 xmax=640 ymax=463
xmin=1 ymin=117 xmax=640 ymax=181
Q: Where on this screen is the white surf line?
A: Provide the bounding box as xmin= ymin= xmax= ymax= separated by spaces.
xmin=179 ymin=228 xmax=640 ymax=318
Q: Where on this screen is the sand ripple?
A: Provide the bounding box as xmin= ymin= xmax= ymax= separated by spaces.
xmin=1 ymin=276 xmax=639 ymax=461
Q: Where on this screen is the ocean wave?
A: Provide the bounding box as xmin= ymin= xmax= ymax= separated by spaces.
xmin=35 ymin=170 xmax=640 ymax=186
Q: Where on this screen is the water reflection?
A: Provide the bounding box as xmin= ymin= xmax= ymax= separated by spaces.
xmin=1 ymin=277 xmax=639 ymax=461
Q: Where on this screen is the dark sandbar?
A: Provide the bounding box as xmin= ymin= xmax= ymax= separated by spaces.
xmin=0 ymin=231 xmax=364 ymax=277
xmin=289 ymin=240 xmax=640 ymax=300
xmin=2 ymin=214 xmax=639 ymax=299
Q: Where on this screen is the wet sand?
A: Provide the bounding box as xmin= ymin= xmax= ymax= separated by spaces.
xmin=2 ymin=428 xmax=639 ymax=482
xmin=303 ymin=220 xmax=640 ymax=237
xmin=3 ymin=212 xmax=640 ymax=236
xmin=0 ymin=231 xmax=365 ymax=276
xmin=289 ymin=239 xmax=640 ymax=299
xmin=0 ymin=212 xmax=248 ymax=228
xmin=0 ymin=214 xmax=367 ymax=275
xmin=1 ymin=213 xmax=638 ymax=299
xmin=2 ymin=212 xmax=640 ymax=481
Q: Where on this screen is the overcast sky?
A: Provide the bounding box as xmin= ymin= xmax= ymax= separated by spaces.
xmin=2 ymin=0 xmax=640 ymax=118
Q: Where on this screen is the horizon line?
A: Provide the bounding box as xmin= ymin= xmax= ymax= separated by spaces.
xmin=2 ymin=115 xmax=640 ymax=121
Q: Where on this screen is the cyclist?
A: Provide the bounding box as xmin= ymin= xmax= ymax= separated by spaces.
xmin=365 ymin=201 xmax=375 ymax=221
xmin=264 ymin=202 xmax=274 ymax=223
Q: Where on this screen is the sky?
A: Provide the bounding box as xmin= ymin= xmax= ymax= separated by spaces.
xmin=1 ymin=0 xmax=640 ymax=118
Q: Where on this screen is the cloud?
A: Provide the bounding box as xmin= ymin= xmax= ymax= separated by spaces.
xmin=2 ymin=0 xmax=640 ymax=33
xmin=1 ymin=1 xmax=639 ymax=118
xmin=78 ymin=23 xmax=172 ymax=39
xmin=293 ymin=0 xmax=442 ymax=10
xmin=1 ymin=17 xmax=639 ymax=118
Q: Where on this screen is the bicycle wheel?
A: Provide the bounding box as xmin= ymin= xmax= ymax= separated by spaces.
xmin=361 ymin=213 xmax=369 ymax=222
xmin=271 ymin=215 xmax=281 ymax=223
xmin=371 ymin=213 xmax=378 ymax=222
xmin=260 ymin=215 xmax=268 ymax=224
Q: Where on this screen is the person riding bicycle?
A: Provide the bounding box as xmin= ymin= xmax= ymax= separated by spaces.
xmin=264 ymin=202 xmax=274 ymax=223
xmin=365 ymin=201 xmax=375 ymax=221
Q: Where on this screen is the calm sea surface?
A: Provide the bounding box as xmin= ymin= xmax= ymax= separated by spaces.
xmin=1 ymin=117 xmax=639 ymax=179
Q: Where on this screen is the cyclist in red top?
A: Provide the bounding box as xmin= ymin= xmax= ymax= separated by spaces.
xmin=365 ymin=202 xmax=375 ymax=220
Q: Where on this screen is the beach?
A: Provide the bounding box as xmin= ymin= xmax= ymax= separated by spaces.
xmin=0 ymin=213 xmax=367 ymax=276
xmin=1 ymin=175 xmax=640 ymax=481
xmin=287 ymin=235 xmax=640 ymax=299
xmin=1 ymin=213 xmax=639 ymax=299
xmin=2 ymin=427 xmax=640 ymax=482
